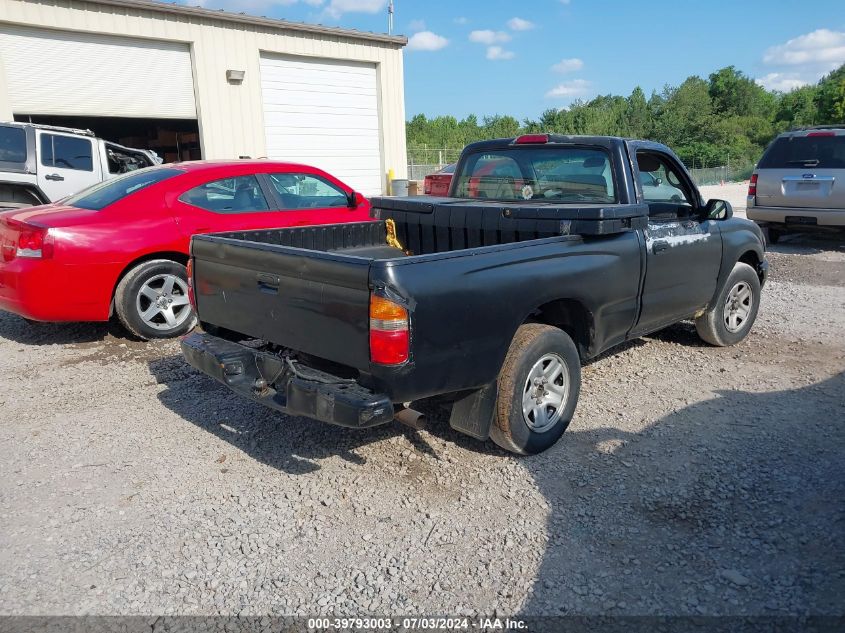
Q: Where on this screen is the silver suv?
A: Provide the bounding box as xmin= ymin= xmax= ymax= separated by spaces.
xmin=747 ymin=126 xmax=845 ymax=243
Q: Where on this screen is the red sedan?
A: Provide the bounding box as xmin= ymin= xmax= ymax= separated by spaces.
xmin=0 ymin=161 xmax=370 ymax=339
xmin=423 ymin=163 xmax=456 ymax=196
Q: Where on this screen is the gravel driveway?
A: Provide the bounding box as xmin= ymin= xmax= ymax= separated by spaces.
xmin=1 ymin=232 xmax=843 ymax=620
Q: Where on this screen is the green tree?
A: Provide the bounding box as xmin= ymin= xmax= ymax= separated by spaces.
xmin=816 ymin=65 xmax=845 ymax=124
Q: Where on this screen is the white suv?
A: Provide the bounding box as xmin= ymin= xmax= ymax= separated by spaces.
xmin=747 ymin=126 xmax=845 ymax=242
xmin=0 ymin=122 xmax=160 ymax=210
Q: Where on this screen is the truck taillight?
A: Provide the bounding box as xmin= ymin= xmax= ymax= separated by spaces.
xmin=748 ymin=173 xmax=758 ymax=197
xmin=369 ymin=293 xmax=409 ymax=365
xmin=186 ymin=258 xmax=196 ymax=310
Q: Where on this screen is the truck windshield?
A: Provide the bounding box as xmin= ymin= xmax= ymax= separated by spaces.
xmin=758 ymin=135 xmax=845 ymax=169
xmin=66 ymin=167 xmax=183 ymax=210
xmin=453 ymin=147 xmax=616 ymax=202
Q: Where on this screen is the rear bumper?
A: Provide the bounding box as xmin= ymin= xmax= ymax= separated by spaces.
xmin=747 ymin=205 xmax=845 ymax=228
xmin=0 ymin=258 xmax=114 ymax=322
xmin=180 ymin=332 xmax=395 ymax=428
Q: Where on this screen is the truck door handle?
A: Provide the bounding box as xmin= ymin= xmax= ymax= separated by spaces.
xmin=652 ymin=240 xmax=670 ymax=254
xmin=45 ymin=173 xmax=65 ymax=181
xmin=256 ymin=273 xmax=280 ymax=293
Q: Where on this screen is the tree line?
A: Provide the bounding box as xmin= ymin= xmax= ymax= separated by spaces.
xmin=406 ymin=64 xmax=845 ymax=168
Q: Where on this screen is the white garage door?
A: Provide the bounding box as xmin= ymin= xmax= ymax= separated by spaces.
xmin=260 ymin=54 xmax=382 ymax=195
xmin=0 ymin=25 xmax=196 ymax=118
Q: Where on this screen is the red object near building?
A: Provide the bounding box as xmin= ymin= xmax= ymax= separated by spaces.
xmin=0 ymin=161 xmax=370 ymax=339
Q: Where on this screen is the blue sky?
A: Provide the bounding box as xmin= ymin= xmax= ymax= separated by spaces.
xmin=182 ymin=0 xmax=845 ymax=121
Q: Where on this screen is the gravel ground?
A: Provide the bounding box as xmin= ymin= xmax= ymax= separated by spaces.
xmin=1 ymin=232 xmax=843 ymax=619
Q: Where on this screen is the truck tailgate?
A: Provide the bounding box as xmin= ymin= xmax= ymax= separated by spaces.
xmin=191 ymin=235 xmax=372 ymax=370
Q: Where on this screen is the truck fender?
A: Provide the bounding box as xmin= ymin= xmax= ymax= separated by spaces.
xmin=448 ymin=382 xmax=498 ymax=440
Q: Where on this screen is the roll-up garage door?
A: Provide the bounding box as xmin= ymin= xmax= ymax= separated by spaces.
xmin=0 ymin=25 xmax=196 ymax=118
xmin=260 ymin=54 xmax=382 ymax=195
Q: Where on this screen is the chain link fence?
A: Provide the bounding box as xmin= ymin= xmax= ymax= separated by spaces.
xmin=407 ymin=148 xmax=462 ymax=181
xmin=687 ymin=162 xmax=756 ymax=186
xmin=408 ymin=148 xmax=756 ymax=186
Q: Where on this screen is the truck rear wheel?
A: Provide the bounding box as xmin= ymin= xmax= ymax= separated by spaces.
xmin=114 ymin=259 xmax=196 ymax=340
xmin=491 ymin=324 xmax=581 ymax=455
xmin=695 ymin=262 xmax=761 ymax=347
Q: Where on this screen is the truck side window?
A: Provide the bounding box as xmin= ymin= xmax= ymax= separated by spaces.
xmin=636 ymin=151 xmax=693 ymax=214
xmin=40 ymin=134 xmax=93 ymax=172
xmin=267 ymin=173 xmax=348 ymax=210
xmin=180 ymin=175 xmax=270 ymax=213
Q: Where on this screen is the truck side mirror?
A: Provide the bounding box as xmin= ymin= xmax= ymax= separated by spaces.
xmin=705 ymin=198 xmax=733 ymax=220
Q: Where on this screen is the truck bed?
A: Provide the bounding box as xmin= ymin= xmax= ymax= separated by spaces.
xmin=190 ymin=197 xmax=648 ymax=399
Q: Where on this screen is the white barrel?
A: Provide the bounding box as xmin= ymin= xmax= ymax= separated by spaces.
xmin=391 ymin=179 xmax=409 ymax=197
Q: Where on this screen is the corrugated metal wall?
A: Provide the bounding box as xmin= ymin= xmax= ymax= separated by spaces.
xmin=0 ymin=0 xmax=409 ymax=189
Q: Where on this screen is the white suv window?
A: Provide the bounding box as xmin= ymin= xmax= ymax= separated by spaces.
xmin=40 ymin=134 xmax=93 ymax=172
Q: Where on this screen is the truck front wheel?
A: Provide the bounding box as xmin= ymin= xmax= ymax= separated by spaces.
xmin=491 ymin=324 xmax=581 ymax=455
xmin=695 ymin=262 xmax=761 ymax=347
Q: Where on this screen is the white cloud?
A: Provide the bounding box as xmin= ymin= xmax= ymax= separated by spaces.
xmin=407 ymin=30 xmax=449 ymax=52
xmin=454 ymin=16 xmax=468 ymax=25
xmin=322 ymin=0 xmax=386 ymax=19
xmin=469 ymin=30 xmax=511 ymax=45
xmin=486 ymin=46 xmax=515 ymax=61
xmin=303 ymin=0 xmax=324 ymax=5
xmin=551 ymin=57 xmax=583 ymax=73
xmin=507 ymin=17 xmax=535 ymax=31
xmin=408 ymin=19 xmax=426 ymax=32
xmin=763 ymin=29 xmax=845 ymax=66
xmin=546 ymin=79 xmax=591 ymax=99
xmin=755 ymin=72 xmax=812 ymax=92
xmin=757 ymin=29 xmax=845 ymax=92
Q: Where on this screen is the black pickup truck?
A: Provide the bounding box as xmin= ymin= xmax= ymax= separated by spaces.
xmin=181 ymin=135 xmax=768 ymax=454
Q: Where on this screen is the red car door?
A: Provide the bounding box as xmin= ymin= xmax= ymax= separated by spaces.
xmin=262 ymin=171 xmax=369 ymax=227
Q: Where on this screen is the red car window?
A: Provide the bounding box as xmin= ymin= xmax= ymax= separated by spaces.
xmin=179 ymin=175 xmax=270 ymax=213
xmin=267 ymin=173 xmax=349 ymax=210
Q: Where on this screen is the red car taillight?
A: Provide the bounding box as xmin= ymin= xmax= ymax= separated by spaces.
xmin=186 ymin=258 xmax=196 ymax=310
xmin=2 ymin=219 xmax=53 ymax=261
xmin=369 ymin=293 xmax=409 ymax=365
xmin=748 ymin=173 xmax=758 ymax=197
xmin=424 ymin=178 xmax=432 ymax=194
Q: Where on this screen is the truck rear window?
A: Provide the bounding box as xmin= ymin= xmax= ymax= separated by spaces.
xmin=758 ymin=135 xmax=845 ymax=169
xmin=66 ymin=167 xmax=183 ymax=210
xmin=0 ymin=126 xmax=27 ymax=164
xmin=453 ymin=148 xmax=616 ymax=202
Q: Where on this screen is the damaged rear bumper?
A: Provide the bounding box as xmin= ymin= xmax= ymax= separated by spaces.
xmin=181 ymin=332 xmax=394 ymax=428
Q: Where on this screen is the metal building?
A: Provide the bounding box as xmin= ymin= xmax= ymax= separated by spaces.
xmin=0 ymin=0 xmax=408 ymax=194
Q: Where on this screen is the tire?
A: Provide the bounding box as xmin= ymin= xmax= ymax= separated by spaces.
xmin=114 ymin=259 xmax=196 ymax=340
xmin=490 ymin=324 xmax=581 ymax=455
xmin=695 ymin=262 xmax=761 ymax=347
xmin=766 ymin=227 xmax=783 ymax=244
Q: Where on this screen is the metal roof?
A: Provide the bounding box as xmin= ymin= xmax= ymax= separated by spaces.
xmin=64 ymin=0 xmax=408 ymax=46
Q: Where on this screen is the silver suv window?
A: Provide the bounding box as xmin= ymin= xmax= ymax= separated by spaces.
xmin=758 ymin=134 xmax=845 ymax=169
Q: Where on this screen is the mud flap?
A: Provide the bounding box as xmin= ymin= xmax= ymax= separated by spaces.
xmin=448 ymin=382 xmax=498 ymax=440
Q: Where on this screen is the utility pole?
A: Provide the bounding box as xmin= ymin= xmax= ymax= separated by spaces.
xmin=388 ymin=0 xmax=394 ymax=35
